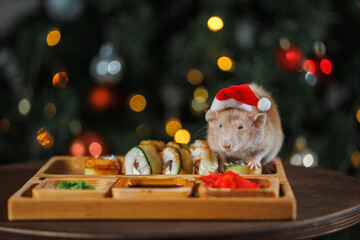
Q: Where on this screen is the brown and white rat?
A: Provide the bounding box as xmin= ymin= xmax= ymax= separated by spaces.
xmin=205 ymin=83 xmax=284 ymax=172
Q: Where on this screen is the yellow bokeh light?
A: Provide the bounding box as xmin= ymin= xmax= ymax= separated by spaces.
xmin=52 ymin=72 xmax=69 ymax=88
xmin=351 ymin=151 xmax=360 ymax=168
xmin=191 ymin=98 xmax=207 ymax=112
xmin=186 ymin=69 xmax=203 ymax=85
xmin=44 ymin=102 xmax=56 ymax=119
xmin=46 ymin=29 xmax=61 ymax=46
xmin=165 ymin=118 xmax=182 ymax=137
xmin=217 ymin=56 xmax=233 ymax=71
xmin=37 ymin=127 xmax=54 ymax=148
xmin=0 ymin=118 xmax=10 ymax=134
xmin=193 ymin=86 xmax=208 ymax=103
xmin=356 ymin=108 xmax=360 ymax=123
xmin=174 ymin=129 xmax=191 ymax=144
xmin=129 ymin=94 xmax=146 ymax=112
xmin=207 ymin=16 xmax=223 ymax=32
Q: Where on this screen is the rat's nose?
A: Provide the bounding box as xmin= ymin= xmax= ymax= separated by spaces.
xmin=222 ymin=143 xmax=231 ymax=150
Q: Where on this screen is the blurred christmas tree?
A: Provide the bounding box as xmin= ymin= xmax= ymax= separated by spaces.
xmin=0 ymin=0 xmax=360 ymax=181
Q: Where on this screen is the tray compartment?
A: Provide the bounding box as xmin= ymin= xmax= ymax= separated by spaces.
xmin=43 ymin=157 xmax=85 ymax=175
xmin=198 ymin=177 xmax=279 ymax=198
xmin=112 ymin=177 xmax=195 ymax=199
xmin=32 ymin=177 xmax=117 ymax=199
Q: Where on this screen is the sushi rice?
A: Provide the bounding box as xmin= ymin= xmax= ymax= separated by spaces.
xmin=125 ymin=145 xmax=162 ymax=175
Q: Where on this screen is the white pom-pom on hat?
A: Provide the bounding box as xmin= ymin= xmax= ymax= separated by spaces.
xmin=257 ymin=97 xmax=271 ymax=112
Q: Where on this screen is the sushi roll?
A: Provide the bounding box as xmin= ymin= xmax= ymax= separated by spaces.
xmin=139 ymin=140 xmax=165 ymax=151
xmin=84 ymin=155 xmax=122 ymax=175
xmin=165 ymin=141 xmax=189 ymax=150
xmin=190 ymin=139 xmax=209 ymax=148
xmin=125 ymin=145 xmax=162 ymax=175
xmin=190 ymin=146 xmax=219 ymax=174
xmin=161 ymin=147 xmax=193 ymax=174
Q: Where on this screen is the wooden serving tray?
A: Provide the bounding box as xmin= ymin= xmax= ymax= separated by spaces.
xmin=8 ymin=156 xmax=296 ymax=220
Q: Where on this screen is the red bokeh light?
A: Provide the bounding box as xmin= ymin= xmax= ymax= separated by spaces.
xmin=275 ymin=45 xmax=304 ymax=72
xmin=286 ymin=50 xmax=302 ymax=62
xmin=89 ymin=142 xmax=102 ymax=156
xmin=70 ymin=140 xmax=86 ymax=156
xmin=303 ymin=60 xmax=316 ymax=74
xmin=320 ymin=59 xmax=332 ymax=74
xmin=90 ymin=87 xmax=112 ymax=109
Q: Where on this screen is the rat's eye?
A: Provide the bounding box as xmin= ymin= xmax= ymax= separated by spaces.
xmin=219 ymin=124 xmax=222 ymax=128
xmin=238 ymin=126 xmax=244 ymax=130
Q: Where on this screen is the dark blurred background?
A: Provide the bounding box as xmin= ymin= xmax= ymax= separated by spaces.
xmin=0 ymin=0 xmax=360 ymax=238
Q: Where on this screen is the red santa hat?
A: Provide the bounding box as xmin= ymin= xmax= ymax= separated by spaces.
xmin=209 ymin=84 xmax=271 ymax=112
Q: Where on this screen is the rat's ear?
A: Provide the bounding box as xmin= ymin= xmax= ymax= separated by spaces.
xmin=205 ymin=110 xmax=219 ymax=127
xmin=252 ymin=113 xmax=267 ymax=130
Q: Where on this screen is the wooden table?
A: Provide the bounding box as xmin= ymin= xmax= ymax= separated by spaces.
xmin=0 ymin=161 xmax=359 ymax=240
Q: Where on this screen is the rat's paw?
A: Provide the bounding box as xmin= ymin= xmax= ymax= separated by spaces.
xmin=247 ymin=161 xmax=261 ymax=170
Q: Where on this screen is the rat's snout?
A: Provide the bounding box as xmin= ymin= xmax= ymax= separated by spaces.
xmin=221 ymin=140 xmax=232 ymax=152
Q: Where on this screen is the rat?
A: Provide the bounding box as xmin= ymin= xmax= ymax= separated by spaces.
xmin=205 ymin=83 xmax=284 ymax=172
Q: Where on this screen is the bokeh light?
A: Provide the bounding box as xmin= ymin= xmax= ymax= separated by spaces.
xmin=69 ymin=120 xmax=82 ymax=135
xmin=191 ymin=98 xmax=207 ymax=112
xmin=320 ymin=59 xmax=332 ymax=74
xmin=107 ymin=60 xmax=122 ymax=75
xmin=303 ymin=153 xmax=314 ymax=167
xmin=186 ymin=69 xmax=203 ymax=85
xmin=136 ymin=123 xmax=151 ymax=138
xmin=46 ymin=29 xmax=61 ymax=46
xmin=290 ymin=154 xmax=302 ymax=166
xmin=129 ymin=94 xmax=146 ymax=112
xmin=285 ymin=49 xmax=302 ymax=62
xmin=314 ymin=41 xmax=326 ymax=56
xmin=18 ymin=98 xmax=31 ymax=115
xmin=294 ymin=136 xmax=307 ymax=151
xmin=356 ymin=108 xmax=360 ymax=123
xmin=279 ymin=38 xmax=290 ymax=50
xmin=207 ymin=16 xmax=223 ymax=32
xmin=351 ymin=150 xmax=360 ymax=168
xmin=305 ymin=73 xmax=317 ymax=86
xmin=193 ymin=86 xmax=208 ymax=103
xmin=89 ymin=142 xmax=102 ymax=156
xmin=44 ymin=102 xmax=56 ymax=119
xmin=70 ymin=140 xmax=86 ymax=156
xmin=165 ymin=118 xmax=182 ymax=137
xmin=217 ymin=56 xmax=233 ymax=71
xmin=52 ymin=72 xmax=69 ymax=88
xmin=90 ymin=87 xmax=112 ymax=109
xmin=174 ymin=129 xmax=191 ymax=144
xmin=0 ymin=118 xmax=10 ymax=134
xmin=303 ymin=60 xmax=316 ymax=73
xmin=37 ymin=127 xmax=54 ymax=148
